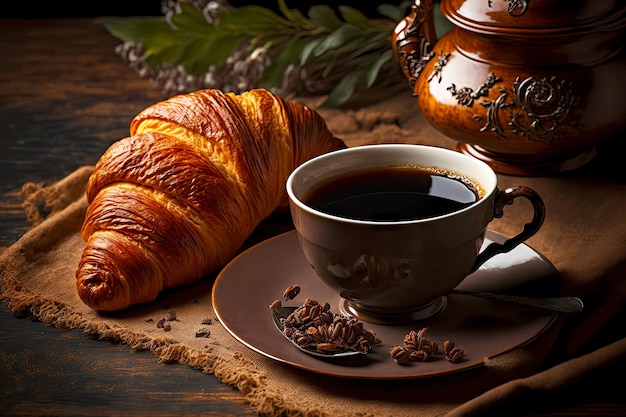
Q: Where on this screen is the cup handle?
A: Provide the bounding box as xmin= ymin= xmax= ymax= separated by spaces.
xmin=470 ymin=185 xmax=546 ymax=273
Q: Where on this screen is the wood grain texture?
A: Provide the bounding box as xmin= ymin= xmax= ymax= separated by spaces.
xmin=0 ymin=19 xmax=161 ymax=247
xmin=0 ymin=305 xmax=256 ymax=417
xmin=0 ymin=18 xmax=256 ymax=417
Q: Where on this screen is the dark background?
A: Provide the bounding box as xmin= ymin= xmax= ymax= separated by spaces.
xmin=4 ymin=1 xmax=393 ymax=18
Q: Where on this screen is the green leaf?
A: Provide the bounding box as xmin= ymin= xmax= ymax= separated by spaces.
xmin=365 ymin=49 xmax=393 ymax=87
xmin=346 ymin=33 xmax=390 ymax=60
xmin=140 ymin=30 xmax=185 ymax=65
xmin=321 ymin=54 xmax=338 ymax=78
xmin=308 ymin=5 xmax=342 ymax=30
xmin=178 ymin=37 xmax=212 ymax=72
xmin=260 ymin=36 xmax=304 ymax=89
xmin=322 ymin=71 xmax=360 ymax=108
xmin=217 ymin=6 xmax=290 ymax=35
xmin=171 ymin=2 xmax=214 ymax=32
xmin=313 ymin=25 xmax=362 ymax=57
xmin=277 ymin=0 xmax=309 ymax=24
xmin=96 ymin=16 xmax=170 ymax=43
xmin=299 ymin=38 xmax=323 ymax=65
xmin=182 ymin=35 xmax=242 ymax=74
xmin=338 ymin=6 xmax=373 ymax=28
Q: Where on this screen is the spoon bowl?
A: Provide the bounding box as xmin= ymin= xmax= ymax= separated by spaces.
xmin=271 ymin=306 xmax=368 ymax=359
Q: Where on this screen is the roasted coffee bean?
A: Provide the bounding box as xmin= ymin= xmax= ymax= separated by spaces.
xmin=276 ymin=297 xmax=381 ymax=354
xmin=390 ymin=346 xmax=410 ymax=364
xmin=392 ymin=328 xmax=463 ymax=364
xmin=443 ymin=340 xmax=464 ymax=363
xmin=283 ymin=285 xmax=301 ymax=301
xmin=195 ymin=327 xmax=211 ymax=338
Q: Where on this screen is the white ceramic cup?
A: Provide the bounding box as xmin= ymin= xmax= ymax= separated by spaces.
xmin=286 ymin=144 xmax=545 ymax=324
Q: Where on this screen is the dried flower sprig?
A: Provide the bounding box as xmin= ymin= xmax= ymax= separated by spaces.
xmin=96 ymin=0 xmax=412 ymax=107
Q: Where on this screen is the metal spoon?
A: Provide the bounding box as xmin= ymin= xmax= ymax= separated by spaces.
xmin=450 ymin=290 xmax=584 ymax=314
xmin=271 ymin=306 xmax=367 ymax=358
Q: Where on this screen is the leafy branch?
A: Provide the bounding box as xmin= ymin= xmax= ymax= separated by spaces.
xmin=96 ymin=0 xmax=412 ymax=107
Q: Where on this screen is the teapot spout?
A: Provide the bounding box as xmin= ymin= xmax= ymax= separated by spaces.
xmin=392 ymin=0 xmax=438 ymax=94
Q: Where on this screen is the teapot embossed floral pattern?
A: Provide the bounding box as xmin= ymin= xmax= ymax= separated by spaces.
xmin=393 ymin=0 xmax=626 ymax=175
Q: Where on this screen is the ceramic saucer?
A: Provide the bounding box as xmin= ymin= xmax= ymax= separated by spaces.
xmin=212 ymin=230 xmax=558 ymax=379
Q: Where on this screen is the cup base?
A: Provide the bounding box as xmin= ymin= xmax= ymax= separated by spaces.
xmin=339 ymin=296 xmax=447 ymax=325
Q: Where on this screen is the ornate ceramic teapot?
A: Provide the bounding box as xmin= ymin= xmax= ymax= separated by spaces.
xmin=392 ymin=0 xmax=626 ymax=175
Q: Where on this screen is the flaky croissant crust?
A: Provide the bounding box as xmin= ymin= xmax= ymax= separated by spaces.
xmin=76 ymin=89 xmax=345 ymax=311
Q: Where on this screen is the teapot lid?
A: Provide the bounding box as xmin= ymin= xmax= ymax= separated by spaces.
xmin=441 ymin=0 xmax=626 ymax=34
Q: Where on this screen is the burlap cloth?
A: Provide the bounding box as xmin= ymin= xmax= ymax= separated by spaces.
xmin=1 ymin=93 xmax=625 ymax=416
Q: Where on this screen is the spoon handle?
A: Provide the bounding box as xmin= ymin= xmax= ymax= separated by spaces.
xmin=450 ymin=290 xmax=584 ymax=314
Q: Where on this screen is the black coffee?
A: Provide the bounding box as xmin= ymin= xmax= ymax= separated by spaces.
xmin=303 ymin=166 xmax=480 ymax=221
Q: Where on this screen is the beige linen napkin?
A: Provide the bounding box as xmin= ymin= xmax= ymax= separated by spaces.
xmin=2 ymin=93 xmax=625 ymax=416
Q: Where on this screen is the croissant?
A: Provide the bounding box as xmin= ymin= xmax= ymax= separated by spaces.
xmin=76 ymin=88 xmax=345 ymax=311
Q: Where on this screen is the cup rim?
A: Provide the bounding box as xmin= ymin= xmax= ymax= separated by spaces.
xmin=286 ymin=144 xmax=498 ymax=226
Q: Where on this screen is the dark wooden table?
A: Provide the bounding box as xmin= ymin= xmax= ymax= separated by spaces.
xmin=1 ymin=18 xmax=625 ymax=417
xmin=0 ymin=18 xmax=256 ymax=417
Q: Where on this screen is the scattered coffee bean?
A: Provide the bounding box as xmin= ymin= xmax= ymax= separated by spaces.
xmin=155 ymin=310 xmax=178 ymax=331
xmin=283 ymin=284 xmax=301 ymax=301
xmin=195 ymin=327 xmax=211 ymax=338
xmin=391 ymin=327 xmax=464 ymax=364
xmin=443 ymin=340 xmax=464 ymax=363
